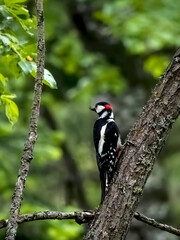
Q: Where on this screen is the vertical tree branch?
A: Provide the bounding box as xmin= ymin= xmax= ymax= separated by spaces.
xmin=5 ymin=1 xmax=45 ymax=239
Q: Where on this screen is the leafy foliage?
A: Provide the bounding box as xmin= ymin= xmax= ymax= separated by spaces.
xmin=94 ymin=0 xmax=180 ymax=53
xmin=0 ymin=0 xmax=57 ymax=123
xmin=4 ymin=0 xmax=36 ymax=34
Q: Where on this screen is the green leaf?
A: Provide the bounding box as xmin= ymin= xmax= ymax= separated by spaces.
xmin=1 ymin=94 xmax=17 ymax=100
xmin=1 ymin=95 xmax=19 ymax=124
xmin=0 ymin=73 xmax=8 ymax=87
xmin=5 ymin=0 xmax=27 ymax=3
xmin=22 ymin=43 xmax=37 ymax=60
xmin=5 ymin=100 xmax=19 ymax=125
xmin=18 ymin=59 xmax=32 ymax=74
xmin=3 ymin=33 xmax=19 ymax=44
xmin=0 ymin=35 xmax=10 ymax=46
xmin=30 ymin=62 xmax=57 ymax=89
xmin=44 ymin=69 xmax=57 ymax=89
xmin=1 ymin=54 xmax=21 ymax=78
xmin=4 ymin=0 xmax=37 ymax=34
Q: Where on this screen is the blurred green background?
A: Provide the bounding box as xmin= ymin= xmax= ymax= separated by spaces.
xmin=0 ymin=0 xmax=180 ymax=239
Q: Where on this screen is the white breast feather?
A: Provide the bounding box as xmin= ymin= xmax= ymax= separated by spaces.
xmin=98 ymin=119 xmax=114 ymax=156
xmin=98 ymin=123 xmax=107 ymax=156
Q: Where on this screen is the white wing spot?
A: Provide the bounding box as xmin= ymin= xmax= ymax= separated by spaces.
xmin=101 ymin=153 xmax=107 ymax=158
xmin=117 ymin=136 xmax=122 ymax=148
xmin=105 ymin=173 xmax=108 ymax=188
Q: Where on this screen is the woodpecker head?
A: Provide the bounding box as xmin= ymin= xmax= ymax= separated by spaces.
xmin=90 ymin=101 xmax=114 ymax=119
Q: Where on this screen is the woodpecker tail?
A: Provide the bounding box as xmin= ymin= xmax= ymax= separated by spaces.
xmin=99 ymin=167 xmax=106 ymax=203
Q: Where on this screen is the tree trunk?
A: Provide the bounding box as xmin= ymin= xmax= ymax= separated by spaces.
xmin=85 ymin=49 xmax=180 ymax=240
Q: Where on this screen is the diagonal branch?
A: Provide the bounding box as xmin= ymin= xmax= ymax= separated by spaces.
xmin=5 ymin=0 xmax=45 ymax=239
xmin=85 ymin=48 xmax=180 ymax=240
xmin=1 ymin=211 xmax=180 ymax=236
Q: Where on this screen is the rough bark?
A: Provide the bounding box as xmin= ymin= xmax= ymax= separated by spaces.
xmin=5 ymin=1 xmax=45 ymax=239
xmin=85 ymin=49 xmax=180 ymax=240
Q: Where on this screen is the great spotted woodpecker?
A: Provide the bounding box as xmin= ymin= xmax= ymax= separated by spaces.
xmin=90 ymin=101 xmax=122 ymax=203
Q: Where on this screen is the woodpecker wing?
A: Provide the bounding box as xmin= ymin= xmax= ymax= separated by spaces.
xmin=101 ymin=121 xmax=121 ymax=157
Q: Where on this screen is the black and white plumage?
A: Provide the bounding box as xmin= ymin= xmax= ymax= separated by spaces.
xmin=90 ymin=101 xmax=122 ymax=203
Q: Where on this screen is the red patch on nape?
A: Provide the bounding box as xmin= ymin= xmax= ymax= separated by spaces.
xmin=104 ymin=104 xmax=112 ymax=110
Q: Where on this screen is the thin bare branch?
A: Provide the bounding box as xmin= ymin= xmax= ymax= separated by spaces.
xmin=134 ymin=212 xmax=180 ymax=236
xmin=0 ymin=210 xmax=94 ymax=229
xmin=5 ymin=0 xmax=45 ymax=239
xmin=1 ymin=210 xmax=180 ymax=236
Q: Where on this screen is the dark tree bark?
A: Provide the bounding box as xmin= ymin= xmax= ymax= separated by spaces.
xmin=85 ymin=49 xmax=180 ymax=240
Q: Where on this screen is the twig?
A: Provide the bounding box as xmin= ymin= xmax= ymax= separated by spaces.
xmin=134 ymin=212 xmax=180 ymax=236
xmin=18 ymin=210 xmax=94 ymax=224
xmin=0 ymin=210 xmax=95 ymax=229
xmin=5 ymin=0 xmax=45 ymax=239
xmin=1 ymin=210 xmax=180 ymax=236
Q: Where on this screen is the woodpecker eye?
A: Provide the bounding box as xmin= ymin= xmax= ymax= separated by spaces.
xmin=104 ymin=104 xmax=112 ymax=110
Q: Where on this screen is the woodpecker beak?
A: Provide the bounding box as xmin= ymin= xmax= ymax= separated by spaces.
xmin=90 ymin=106 xmax=96 ymax=112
